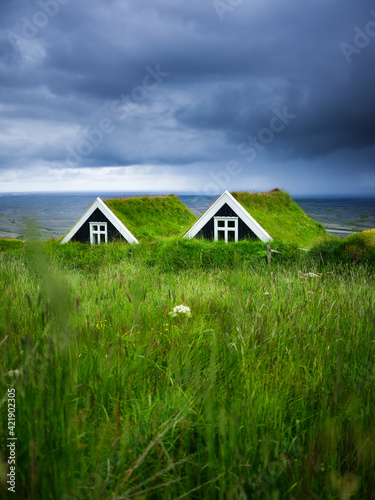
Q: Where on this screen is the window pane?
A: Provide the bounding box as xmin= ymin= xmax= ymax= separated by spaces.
xmin=227 ymin=231 xmax=235 ymax=242
xmin=100 ymin=225 xmax=106 ymax=231
xmin=218 ymin=230 xmax=225 ymax=241
xmin=92 ymin=225 xmax=98 ymax=231
xmin=228 ymin=221 xmax=235 ymax=228
xmin=217 ymin=220 xmax=225 ymax=227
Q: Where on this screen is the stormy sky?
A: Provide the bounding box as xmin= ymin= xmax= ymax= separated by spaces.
xmin=1 ymin=0 xmax=375 ymax=195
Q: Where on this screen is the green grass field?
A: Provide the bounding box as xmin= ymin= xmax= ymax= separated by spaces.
xmin=1 ymin=238 xmax=375 ymax=499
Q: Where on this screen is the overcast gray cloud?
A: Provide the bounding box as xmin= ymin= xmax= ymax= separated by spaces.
xmin=0 ymin=0 xmax=374 ymax=194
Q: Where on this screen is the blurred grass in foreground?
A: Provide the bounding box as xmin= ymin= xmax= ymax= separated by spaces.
xmin=0 ymin=240 xmax=375 ymax=499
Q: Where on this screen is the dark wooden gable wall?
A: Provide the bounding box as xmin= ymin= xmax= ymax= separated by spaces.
xmin=71 ymin=207 xmax=126 ymax=243
xmin=196 ymin=203 xmax=258 ymax=241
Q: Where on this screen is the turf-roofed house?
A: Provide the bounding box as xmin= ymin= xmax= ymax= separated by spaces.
xmin=61 ymin=197 xmax=139 ymax=245
xmin=184 ymin=190 xmax=272 ymax=243
xmin=61 ymin=194 xmax=197 ymax=244
xmin=184 ymin=189 xmax=328 ymax=247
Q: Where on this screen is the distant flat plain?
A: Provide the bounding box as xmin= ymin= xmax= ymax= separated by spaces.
xmin=0 ymin=192 xmax=374 ymax=240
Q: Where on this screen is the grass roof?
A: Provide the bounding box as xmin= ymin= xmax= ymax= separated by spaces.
xmin=105 ymin=190 xmax=328 ymax=246
xmin=231 ymin=189 xmax=328 ymax=247
xmin=104 ymin=194 xmax=196 ymax=241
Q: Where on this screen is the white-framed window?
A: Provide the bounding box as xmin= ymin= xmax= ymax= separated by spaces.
xmin=89 ymin=222 xmax=108 ymax=245
xmin=214 ymin=217 xmax=238 ymax=243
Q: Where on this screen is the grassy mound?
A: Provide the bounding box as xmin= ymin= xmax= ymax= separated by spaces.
xmin=343 ymin=229 xmax=375 ymax=262
xmin=104 ymin=194 xmax=196 ymax=241
xmin=104 ymin=189 xmax=326 ymax=246
xmin=308 ymin=229 xmax=375 ymax=265
xmin=153 ymin=237 xmax=269 ymax=271
xmin=45 ymin=238 xmax=302 ymax=273
xmin=0 ymin=238 xmax=24 ymax=252
xmin=231 ymin=189 xmax=328 ymax=247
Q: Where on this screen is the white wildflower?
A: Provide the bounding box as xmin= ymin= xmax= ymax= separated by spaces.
xmin=299 ymin=272 xmax=322 ymax=279
xmin=169 ymin=304 xmax=191 ymax=318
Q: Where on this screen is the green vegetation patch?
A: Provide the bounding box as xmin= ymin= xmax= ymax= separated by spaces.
xmin=46 ymin=237 xmax=304 ymax=272
xmin=231 ymin=189 xmax=328 ymax=247
xmin=45 ymin=240 xmax=135 ymax=272
xmin=104 ymin=194 xmax=196 ymax=241
xmin=153 ymin=237 xmax=270 ymax=271
xmin=0 ymin=238 xmax=24 ymax=252
xmin=343 ymin=228 xmax=375 ymax=262
xmin=308 ymin=229 xmax=375 ymax=266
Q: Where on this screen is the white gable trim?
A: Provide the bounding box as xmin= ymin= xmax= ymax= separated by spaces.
xmin=61 ymin=197 xmax=139 ymax=244
xmin=183 ymin=191 xmax=272 ymax=243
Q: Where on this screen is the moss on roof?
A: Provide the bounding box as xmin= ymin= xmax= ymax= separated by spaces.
xmin=104 ymin=194 xmax=196 ymax=241
xmin=231 ymin=189 xmax=328 ymax=247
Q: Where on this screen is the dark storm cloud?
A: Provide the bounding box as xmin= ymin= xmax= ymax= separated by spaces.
xmin=0 ymin=0 xmax=375 ymax=193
